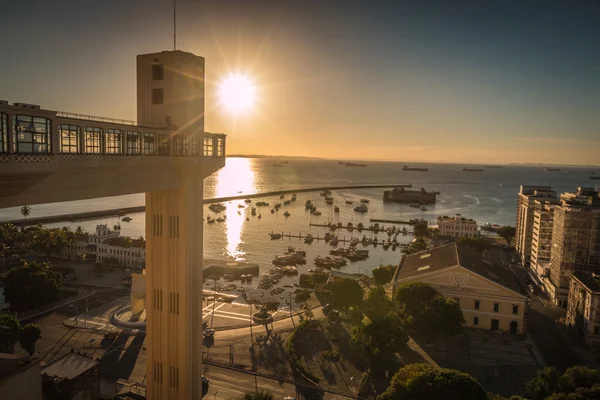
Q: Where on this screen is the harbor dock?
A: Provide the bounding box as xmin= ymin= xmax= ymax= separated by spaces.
xmin=2 ymin=183 xmax=412 ymax=227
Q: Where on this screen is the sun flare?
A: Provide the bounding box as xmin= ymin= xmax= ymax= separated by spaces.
xmin=218 ymin=74 xmax=256 ymax=115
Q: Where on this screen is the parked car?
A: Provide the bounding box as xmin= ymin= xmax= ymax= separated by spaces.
xmin=203 ymin=328 xmax=215 ymax=337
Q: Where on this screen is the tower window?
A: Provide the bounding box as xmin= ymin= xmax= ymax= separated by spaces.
xmin=152 ymin=64 xmax=164 ymax=80
xmin=152 ymin=88 xmax=164 ymax=105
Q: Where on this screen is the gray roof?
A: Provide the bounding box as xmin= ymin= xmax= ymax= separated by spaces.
xmin=396 ymin=243 xmax=526 ymax=296
xmin=395 ymin=243 xmax=459 ymax=281
xmin=41 ymin=351 xmax=98 ymax=380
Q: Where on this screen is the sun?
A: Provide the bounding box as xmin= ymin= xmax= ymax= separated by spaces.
xmin=218 ymin=74 xmax=256 ymax=115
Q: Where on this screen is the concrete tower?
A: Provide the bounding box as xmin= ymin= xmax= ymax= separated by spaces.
xmin=138 ymin=50 xmax=207 ymax=400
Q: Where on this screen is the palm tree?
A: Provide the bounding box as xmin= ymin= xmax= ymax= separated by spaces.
xmin=20 ymin=205 xmax=31 ymax=219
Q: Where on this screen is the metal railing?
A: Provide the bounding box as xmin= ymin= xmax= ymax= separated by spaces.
xmin=56 ymin=111 xmax=166 ymax=129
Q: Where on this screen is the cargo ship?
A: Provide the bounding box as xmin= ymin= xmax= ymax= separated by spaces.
xmin=545 ymin=167 xmax=560 ymax=172
xmin=484 ymin=165 xmax=503 ymax=168
xmin=339 ymin=161 xmax=367 ymax=167
xmin=589 ymin=176 xmax=600 ymax=180
xmin=383 ymin=187 xmax=436 ymax=204
xmin=463 ymin=168 xmax=483 ymax=172
xmin=402 ymin=165 xmax=428 ymax=172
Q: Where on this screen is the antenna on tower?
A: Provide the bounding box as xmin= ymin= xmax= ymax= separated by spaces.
xmin=173 ymin=0 xmax=177 ymax=50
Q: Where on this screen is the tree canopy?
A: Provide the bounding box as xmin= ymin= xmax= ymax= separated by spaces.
xmin=363 ymin=311 xmax=408 ymax=370
xmin=3 ymin=261 xmax=63 ymax=309
xmin=525 ymin=366 xmax=600 ymax=400
xmin=364 ymin=286 xmax=394 ymax=322
xmin=413 ymin=222 xmax=430 ymax=239
xmin=377 ymin=363 xmax=488 ymax=400
xmin=498 ymin=226 xmax=516 ymax=246
xmin=0 ymin=313 xmax=21 ymax=345
xmin=294 ymin=288 xmax=311 ymax=305
xmin=395 ymin=282 xmax=464 ymax=335
xmin=457 ymin=236 xmax=492 ymax=254
xmin=238 ymin=391 xmax=273 ymax=400
xmin=329 ymin=278 xmax=363 ymax=309
xmin=19 ymin=323 xmax=41 ymax=356
xmin=372 ymin=264 xmax=396 ymax=285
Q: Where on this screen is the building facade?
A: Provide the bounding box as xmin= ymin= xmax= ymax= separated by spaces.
xmin=60 ymin=224 xmax=145 ymax=269
xmin=530 ymin=199 xmax=560 ymax=288
xmin=393 ymin=243 xmax=527 ymax=334
xmin=566 ymin=272 xmax=600 ymax=349
xmin=437 ymin=214 xmax=479 ymax=238
xmin=547 ymin=188 xmax=600 ymax=307
xmin=515 ymin=186 xmax=557 ymax=267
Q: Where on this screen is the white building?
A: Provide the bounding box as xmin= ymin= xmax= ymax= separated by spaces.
xmin=60 ymin=224 xmax=145 ymax=269
xmin=437 ymin=214 xmax=479 ymax=238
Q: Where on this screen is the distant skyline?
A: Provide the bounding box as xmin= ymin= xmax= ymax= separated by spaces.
xmin=1 ymin=0 xmax=599 ymax=164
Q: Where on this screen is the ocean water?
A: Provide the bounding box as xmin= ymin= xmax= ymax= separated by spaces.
xmin=0 ymin=158 xmax=598 ymax=281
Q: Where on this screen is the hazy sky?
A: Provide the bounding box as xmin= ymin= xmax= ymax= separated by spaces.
xmin=1 ymin=0 xmax=599 ymax=164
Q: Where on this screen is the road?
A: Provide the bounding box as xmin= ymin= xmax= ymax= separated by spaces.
xmin=487 ymin=244 xmax=583 ymax=371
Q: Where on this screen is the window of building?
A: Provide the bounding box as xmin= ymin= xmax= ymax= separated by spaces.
xmin=217 ymin=137 xmax=224 ymax=156
xmin=143 ymin=133 xmax=155 ymax=155
xmin=152 ymin=88 xmax=164 ymax=105
xmin=191 ymin=135 xmax=200 ymax=156
xmin=15 ymin=115 xmax=51 ymax=153
xmin=173 ymin=136 xmax=186 ymax=156
xmin=126 ymin=131 xmax=141 ymax=154
xmin=494 ymin=303 xmax=500 ymax=312
xmin=105 ymin=129 xmax=122 ymax=154
xmin=59 ymin=124 xmax=80 ymax=153
xmin=158 ymin=134 xmax=169 ymax=156
xmin=595 ymin=326 xmax=600 ymax=335
xmin=474 ymin=300 xmax=480 ymax=310
xmin=473 ymin=316 xmax=479 ymax=325
xmin=84 ymin=127 xmax=103 ymax=153
xmin=0 ymin=113 xmax=8 ymax=153
xmin=152 ymin=64 xmax=164 ymax=81
xmin=512 ymin=305 xmax=519 ymax=315
xmin=203 ymin=137 xmax=213 ymax=156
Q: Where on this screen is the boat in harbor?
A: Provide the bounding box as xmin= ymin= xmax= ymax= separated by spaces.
xmin=360 ymin=199 xmax=370 ymax=203
xmin=589 ymin=176 xmax=600 ymax=180
xmin=283 ymin=211 xmax=291 ymax=217
xmin=283 ymin=200 xmax=291 ymax=205
xmin=354 ymin=204 xmax=368 ymax=213
xmin=325 ymin=199 xmax=334 ymax=205
xmin=270 ymin=233 xmax=282 ymax=240
xmin=334 ymin=206 xmax=340 ymax=212
xmin=420 ymin=205 xmax=427 ymax=211
xmin=402 ymin=165 xmax=428 ymax=172
xmin=463 ymin=168 xmax=484 ymax=172
xmin=340 ymin=162 xmax=367 ymax=167
xmin=304 ymin=234 xmax=314 ymax=243
xmin=320 ymin=190 xmax=332 ymax=196
xmin=545 ymin=167 xmax=560 ymax=172
xmin=245 ymin=199 xmax=252 ymax=203
xmin=383 ymin=187 xmax=436 ymax=204
xmin=345 ymin=200 xmax=353 ymax=205
xmin=256 ymin=201 xmax=269 ymax=206
xmin=313 ymin=210 xmax=322 ymax=216
xmin=121 ymin=216 xmax=132 ymax=222
xmin=484 ymin=165 xmax=503 ymax=168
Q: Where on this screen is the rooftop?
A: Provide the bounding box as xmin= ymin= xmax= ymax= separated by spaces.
xmin=395 ymin=243 xmax=525 ymax=295
xmin=572 ymin=271 xmax=600 ymax=293
xmin=41 ymin=351 xmax=98 ymax=381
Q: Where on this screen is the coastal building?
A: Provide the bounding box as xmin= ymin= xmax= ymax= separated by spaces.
xmin=529 ymin=198 xmax=560 ymax=289
xmin=0 ymin=49 xmax=227 ymax=400
xmin=566 ymin=271 xmax=600 ymax=349
xmin=393 ymin=243 xmax=527 ymax=334
xmin=437 ymin=214 xmax=479 ymax=238
xmin=515 ymin=186 xmax=557 ymax=266
xmin=60 ymin=224 xmax=145 ymax=268
xmin=0 ymin=353 xmax=42 ymax=400
xmin=383 ymin=187 xmax=436 ymax=204
xmin=547 ymin=187 xmax=600 ymax=307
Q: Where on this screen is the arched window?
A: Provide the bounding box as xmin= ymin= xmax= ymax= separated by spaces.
xmin=59 ymin=124 xmax=80 ymax=153
xmin=0 ymin=113 xmax=7 ymax=153
xmin=15 ymin=115 xmax=51 ymax=153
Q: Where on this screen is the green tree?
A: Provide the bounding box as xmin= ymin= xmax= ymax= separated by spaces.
xmin=497 ymin=226 xmax=516 ymax=246
xmin=363 ymin=311 xmax=408 ymax=372
xmin=19 ymin=323 xmax=41 ymax=356
xmin=3 ymin=261 xmax=62 ymax=309
xmin=0 ymin=313 xmax=21 ymax=347
xmin=329 ymin=278 xmax=363 ymax=309
xmin=413 ymin=222 xmax=430 ymax=239
xmin=378 ymin=363 xmax=488 ymax=400
xmin=294 ymin=288 xmax=311 ymax=309
xmin=20 ymin=205 xmax=31 ymax=219
xmin=395 ymin=282 xmax=464 ymax=335
xmin=31 ymin=227 xmax=74 ymax=259
xmin=238 ymin=391 xmax=273 ymax=400
xmin=365 ymin=286 xmax=394 ymax=322
xmin=525 ymin=366 xmax=600 ymax=400
xmin=372 ymin=264 xmax=395 ymax=285
xmin=402 ymin=237 xmax=428 ymax=255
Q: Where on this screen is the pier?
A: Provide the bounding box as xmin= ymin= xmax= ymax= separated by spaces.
xmin=369 ymin=218 xmax=426 ymax=225
xmin=2 ymin=183 xmax=412 ymax=227
xmin=268 ymin=230 xmax=408 ymax=249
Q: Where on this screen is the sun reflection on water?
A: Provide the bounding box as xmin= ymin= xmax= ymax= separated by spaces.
xmin=214 ymin=158 xmax=255 ymax=259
